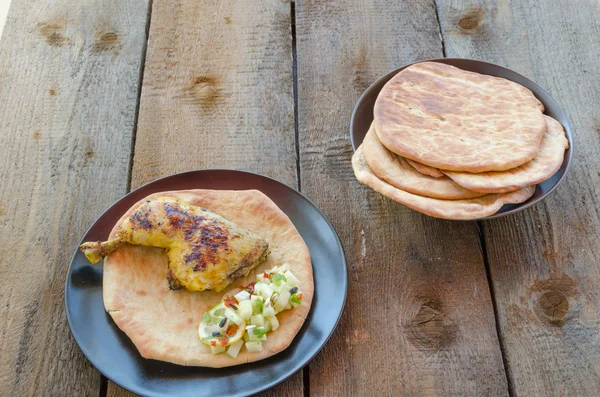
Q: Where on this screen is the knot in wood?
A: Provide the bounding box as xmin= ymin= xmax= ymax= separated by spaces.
xmin=537 ymin=290 xmax=569 ymax=325
xmin=186 ymin=76 xmax=221 ymax=109
xmin=458 ymin=16 xmax=479 ymax=30
xmin=457 ymin=8 xmax=484 ymax=32
xmin=93 ymin=32 xmax=120 ymax=52
xmin=405 ymin=296 xmax=456 ymax=350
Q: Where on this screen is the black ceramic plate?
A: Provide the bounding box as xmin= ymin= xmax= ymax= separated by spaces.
xmin=65 ymin=170 xmax=347 ymax=397
xmin=350 ymin=58 xmax=574 ymax=219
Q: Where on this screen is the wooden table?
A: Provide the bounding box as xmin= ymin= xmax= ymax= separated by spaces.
xmin=1 ymin=0 xmax=599 ymax=396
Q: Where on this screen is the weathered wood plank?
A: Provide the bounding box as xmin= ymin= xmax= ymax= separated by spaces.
xmin=128 ymin=0 xmax=297 ymax=188
xmin=295 ymin=0 xmax=508 ymax=395
xmin=0 ymin=0 xmax=150 ymax=395
xmin=107 ymin=0 xmax=301 ymax=396
xmin=436 ymin=0 xmax=600 ymax=395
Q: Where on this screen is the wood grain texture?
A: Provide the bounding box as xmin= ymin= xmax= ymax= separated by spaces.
xmin=436 ymin=0 xmax=600 ymax=395
xmin=129 ymin=0 xmax=297 ymax=188
xmin=107 ymin=0 xmax=301 ymax=396
xmin=295 ymin=0 xmax=508 ymax=395
xmin=0 ymin=0 xmax=149 ymax=396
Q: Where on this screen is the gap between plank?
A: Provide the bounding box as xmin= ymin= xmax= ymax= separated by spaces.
xmin=290 ymin=1 xmax=309 ymax=396
xmin=477 ymin=221 xmax=515 ymax=397
xmin=291 ymin=0 xmax=301 ymax=193
xmin=432 ymin=0 xmax=446 ymax=57
xmin=126 ymin=0 xmax=155 ymax=193
xmin=98 ymin=375 xmax=108 ymax=397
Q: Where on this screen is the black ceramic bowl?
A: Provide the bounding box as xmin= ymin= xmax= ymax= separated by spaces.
xmin=350 ymin=58 xmax=573 ymax=220
xmin=65 ymin=170 xmax=347 ymax=397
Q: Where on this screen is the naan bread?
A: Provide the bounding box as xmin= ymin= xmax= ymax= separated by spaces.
xmin=374 ymin=62 xmax=547 ymax=172
xmin=103 ymin=189 xmax=313 ymax=367
xmin=443 ymin=116 xmax=569 ymax=193
xmin=353 ymin=147 xmax=535 ymax=220
xmin=405 ymin=158 xmax=444 ymax=178
xmin=361 ymin=123 xmax=484 ymax=199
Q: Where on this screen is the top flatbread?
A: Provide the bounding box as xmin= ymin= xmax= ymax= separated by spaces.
xmin=443 ymin=115 xmax=568 ymax=193
xmin=103 ymin=189 xmax=313 ymax=367
xmin=361 ymin=122 xmax=485 ymax=199
xmin=405 ymin=158 xmax=444 ymax=178
xmin=353 ymin=147 xmax=535 ymax=220
xmin=374 ymin=62 xmax=547 ymax=172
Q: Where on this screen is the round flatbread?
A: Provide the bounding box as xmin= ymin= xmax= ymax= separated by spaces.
xmin=443 ymin=116 xmax=569 ymax=193
xmin=405 ymin=158 xmax=444 ymax=178
xmin=361 ymin=123 xmax=485 ymax=199
xmin=103 ymin=189 xmax=313 ymax=367
xmin=374 ymin=61 xmax=546 ymax=172
xmin=353 ymin=147 xmax=535 ymax=220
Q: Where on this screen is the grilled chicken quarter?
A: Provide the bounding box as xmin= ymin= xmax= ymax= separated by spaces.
xmin=80 ymin=197 xmax=270 ymax=292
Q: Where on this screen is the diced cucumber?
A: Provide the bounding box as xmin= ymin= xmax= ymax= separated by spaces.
xmin=245 ymin=341 xmax=263 ymax=353
xmin=251 ymin=295 xmax=264 ymax=314
xmin=270 ymin=273 xmax=287 ymax=286
xmin=227 ymin=339 xmax=244 ymax=358
xmin=274 ymin=289 xmax=291 ymax=313
xmin=234 ymin=290 xmax=251 ymax=302
xmin=251 ymin=314 xmax=265 ymax=326
xmin=254 ymin=283 xmax=274 ymax=300
xmin=211 ymin=345 xmax=226 ymax=355
xmin=243 ymin=332 xmax=250 ymax=342
xmin=267 ymin=316 xmax=279 ymax=331
xmin=285 ymin=302 xmax=292 ymax=310
xmin=238 ymin=300 xmax=253 ymax=320
xmin=257 ymin=273 xmax=270 ymax=284
xmin=269 ymin=266 xmax=280 ymax=274
xmin=283 ymin=270 xmax=300 ymax=287
xmin=279 ymin=263 xmax=290 ymax=272
xmin=262 ymin=306 xmax=275 ymax=317
xmin=263 ymin=320 xmax=271 ymax=332
xmin=249 ymin=327 xmax=267 ymax=341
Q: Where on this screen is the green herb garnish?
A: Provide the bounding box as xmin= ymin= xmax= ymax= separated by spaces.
xmin=290 ymin=294 xmax=301 ymax=305
xmin=253 ymin=327 xmax=267 ymax=338
xmin=271 ymin=273 xmax=287 ymax=285
xmin=202 ymin=312 xmax=211 ymax=323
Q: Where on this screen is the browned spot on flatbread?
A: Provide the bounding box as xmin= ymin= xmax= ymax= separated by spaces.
xmin=48 ymin=89 xmax=57 ymax=96
xmin=224 ymin=17 xmax=232 ymax=24
xmin=136 ymin=290 xmax=147 ymax=296
xmin=93 ymin=32 xmax=120 ymax=52
xmin=32 ymin=130 xmax=41 ymax=140
xmin=38 ymin=23 xmax=68 ymax=46
xmin=0 ymin=203 xmax=5 ymax=216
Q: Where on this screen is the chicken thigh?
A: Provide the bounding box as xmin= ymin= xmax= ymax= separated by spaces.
xmin=80 ymin=197 xmax=269 ymax=292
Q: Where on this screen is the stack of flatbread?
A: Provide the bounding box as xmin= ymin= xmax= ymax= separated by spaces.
xmin=353 ymin=62 xmax=569 ymax=220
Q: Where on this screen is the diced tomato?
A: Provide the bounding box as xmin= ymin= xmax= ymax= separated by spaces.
xmin=210 ymin=340 xmax=217 ymax=347
xmin=224 ymin=295 xmax=238 ymax=308
xmin=226 ymin=324 xmax=239 ymax=336
xmin=240 ymin=281 xmax=256 ymax=294
xmin=263 ymin=272 xmax=269 ymax=279
xmin=297 ymin=293 xmax=303 ymax=300
xmin=219 ymin=336 xmax=228 ymax=346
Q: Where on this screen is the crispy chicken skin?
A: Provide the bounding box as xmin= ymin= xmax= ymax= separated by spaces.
xmin=80 ymin=197 xmax=269 ymax=292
